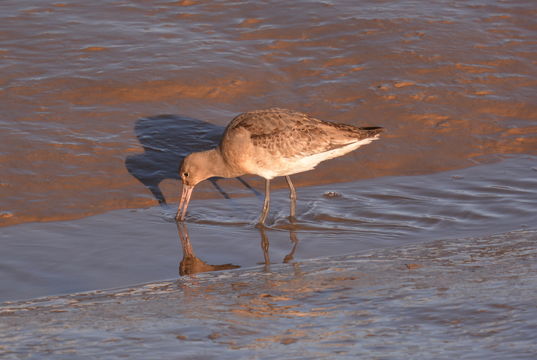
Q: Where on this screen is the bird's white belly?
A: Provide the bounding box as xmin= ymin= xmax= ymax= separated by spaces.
xmin=245 ymin=137 xmax=378 ymax=179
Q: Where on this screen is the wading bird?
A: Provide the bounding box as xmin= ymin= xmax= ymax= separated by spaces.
xmin=176 ymin=108 xmax=383 ymax=226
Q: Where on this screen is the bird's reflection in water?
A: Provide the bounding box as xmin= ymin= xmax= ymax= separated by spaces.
xmin=177 ymin=223 xmax=240 ymax=275
xmin=258 ymin=226 xmax=299 ymax=272
xmin=176 ymin=223 xmax=300 ymax=276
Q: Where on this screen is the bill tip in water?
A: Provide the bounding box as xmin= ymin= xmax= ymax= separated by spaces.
xmin=176 ymin=183 xmax=194 ymax=222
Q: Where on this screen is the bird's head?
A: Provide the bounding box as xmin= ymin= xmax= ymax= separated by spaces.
xmin=179 ymin=152 xmax=213 ymax=187
xmin=176 ymin=151 xmax=214 ymax=222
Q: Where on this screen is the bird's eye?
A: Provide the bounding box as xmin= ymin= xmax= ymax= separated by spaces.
xmin=183 ymin=172 xmax=189 ymax=178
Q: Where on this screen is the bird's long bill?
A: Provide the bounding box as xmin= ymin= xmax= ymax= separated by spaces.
xmin=176 ymin=184 xmax=194 ymax=222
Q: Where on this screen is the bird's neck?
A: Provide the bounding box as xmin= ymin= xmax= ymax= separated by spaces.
xmin=203 ymin=148 xmax=244 ymax=179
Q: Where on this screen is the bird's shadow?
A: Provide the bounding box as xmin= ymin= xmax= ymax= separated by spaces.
xmin=125 ymin=114 xmax=259 ymax=206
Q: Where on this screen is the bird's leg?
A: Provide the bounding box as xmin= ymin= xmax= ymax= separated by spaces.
xmin=285 ymin=176 xmax=297 ymax=222
xmin=257 ymin=179 xmax=271 ymax=226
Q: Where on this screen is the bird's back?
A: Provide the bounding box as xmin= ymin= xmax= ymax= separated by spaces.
xmin=218 ymin=108 xmax=383 ymax=178
xmin=223 ymin=108 xmax=382 ymax=157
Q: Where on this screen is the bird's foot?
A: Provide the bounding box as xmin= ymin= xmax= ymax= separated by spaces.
xmin=255 ymin=222 xmax=268 ymax=230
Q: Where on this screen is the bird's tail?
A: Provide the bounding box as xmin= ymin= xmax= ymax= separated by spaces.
xmin=359 ymin=126 xmax=384 ymax=138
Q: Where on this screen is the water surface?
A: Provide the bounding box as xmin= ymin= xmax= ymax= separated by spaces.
xmin=2 ymin=156 xmax=535 ymax=301
xmin=0 ymin=1 xmax=536 ymax=357
xmin=2 ymin=228 xmax=536 ymax=359
xmin=1 ymin=0 xmax=536 ymax=226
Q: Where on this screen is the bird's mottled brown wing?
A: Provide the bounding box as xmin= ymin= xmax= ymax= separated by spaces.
xmin=227 ymin=108 xmax=313 ymax=135
xmin=226 ymin=108 xmax=331 ymax=157
xmin=225 ymin=108 xmax=382 ymax=158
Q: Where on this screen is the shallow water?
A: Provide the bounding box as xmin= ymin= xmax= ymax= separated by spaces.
xmin=1 ymin=156 xmax=535 ymax=302
xmin=1 ymin=0 xmax=536 ymax=226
